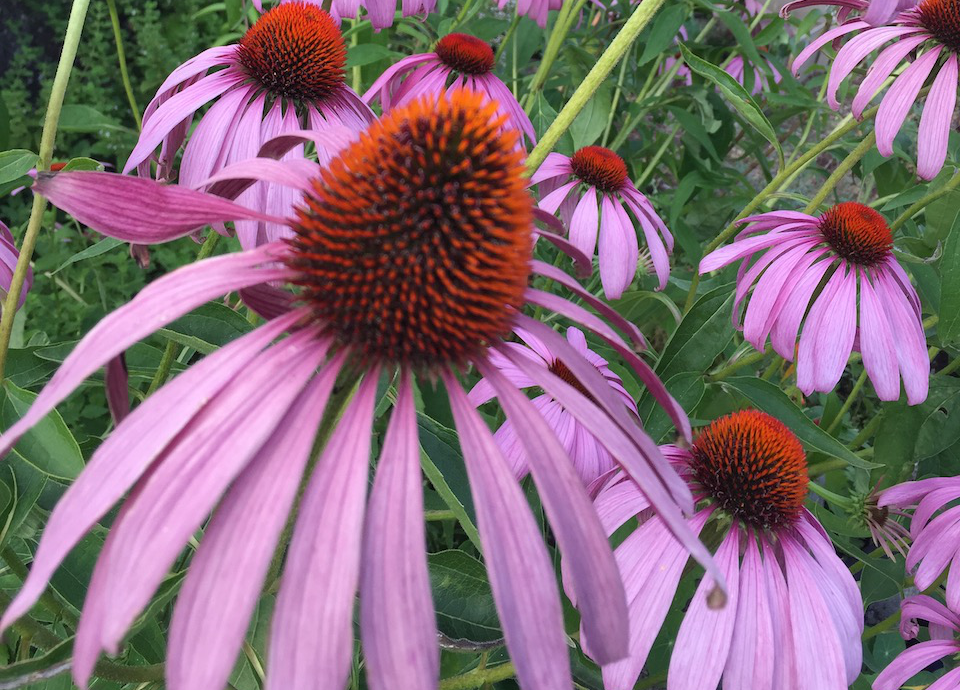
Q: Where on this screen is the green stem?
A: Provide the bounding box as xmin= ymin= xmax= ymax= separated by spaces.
xmin=802 ymin=131 xmax=877 ymax=214
xmin=495 ymin=14 xmax=521 ymax=63
xmin=891 ymin=172 xmax=960 ymax=233
xmin=106 ymin=0 xmax=141 ymax=130
xmin=683 ymin=105 xmax=880 ymax=312
xmin=439 ymin=663 xmax=515 ymax=690
xmin=708 ymin=347 xmax=769 ymax=382
xmin=808 ymin=480 xmax=853 ymax=510
xmin=0 ymin=0 xmax=92 ymax=381
xmin=863 ymin=610 xmax=900 ymax=640
xmin=601 ymin=54 xmax=630 ymax=147
xmin=634 ymin=123 xmax=680 ymax=188
xmin=848 ymin=413 xmax=883 ymax=450
xmin=808 ymin=457 xmax=848 ymax=476
xmin=526 ymin=0 xmax=667 ymax=171
xmin=825 ymin=369 xmax=868 ymax=435
xmin=938 ymin=353 xmax=960 ymax=377
xmin=450 ymin=0 xmax=482 ymax=31
xmin=145 ymin=232 xmax=221 ymax=396
xmin=523 ymin=0 xmax=587 ymax=112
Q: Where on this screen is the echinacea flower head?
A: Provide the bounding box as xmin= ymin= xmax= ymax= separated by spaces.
xmin=363 ymin=33 xmax=535 ymax=149
xmin=126 ymin=2 xmax=373 ymax=248
xmin=879 ymin=476 xmax=960 ymax=609
xmin=585 ymin=410 xmax=863 ymax=690
xmin=254 ymin=0 xmax=436 ymax=29
xmin=787 ymin=0 xmax=959 ymax=179
xmin=700 ymin=202 xmax=929 ymax=404
xmin=470 ymin=325 xmax=637 ymax=485
xmin=0 ymin=221 xmax=31 ymax=312
xmin=2 ymin=89 xmax=722 ymax=690
xmin=532 ymin=146 xmax=674 ymax=299
xmin=874 ymin=594 xmax=960 ymax=690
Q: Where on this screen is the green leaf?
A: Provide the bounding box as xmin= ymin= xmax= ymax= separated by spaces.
xmin=51 ymin=237 xmax=123 ymax=275
xmin=637 ymin=4 xmax=687 ymax=66
xmin=529 ymin=93 xmax=573 ymax=155
xmin=652 ymin=284 xmax=736 ymax=381
xmin=916 ymin=376 xmax=960 ymax=460
xmin=57 ymin=105 xmax=127 ymax=133
xmin=429 ymin=550 xmax=502 ymax=645
xmin=346 ymin=44 xmax=401 ymax=68
xmin=642 ymin=372 xmax=705 ymax=443
xmin=938 ymin=202 xmax=960 ymax=344
xmin=874 ymin=400 xmax=924 ymax=484
xmin=0 ymin=381 xmax=84 ymax=481
xmin=678 ymin=43 xmax=784 ymax=172
xmin=569 ymin=86 xmax=611 ymax=150
xmin=0 ymin=149 xmax=37 ymax=186
xmin=158 ymin=302 xmax=254 ymax=354
xmin=418 ymin=414 xmax=482 ymax=552
xmin=0 ymin=461 xmax=46 ymax=553
xmin=723 ymin=377 xmax=880 ymax=469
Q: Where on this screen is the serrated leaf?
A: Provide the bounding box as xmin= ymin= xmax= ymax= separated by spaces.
xmin=679 ymin=43 xmax=784 ymax=172
xmin=938 ymin=202 xmax=960 ymax=344
xmin=723 ymin=377 xmax=880 ymax=469
xmin=0 ymin=381 xmax=84 ymax=481
xmin=0 ymin=150 xmax=37 ymax=186
xmin=429 ymin=550 xmax=502 ymax=645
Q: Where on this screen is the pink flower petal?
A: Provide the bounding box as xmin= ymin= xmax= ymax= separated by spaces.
xmin=876 ymin=46 xmax=943 ymax=157
xmin=917 ymin=53 xmax=958 ymax=180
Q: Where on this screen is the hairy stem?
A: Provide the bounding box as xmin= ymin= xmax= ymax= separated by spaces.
xmin=439 ymin=663 xmax=515 ymax=690
xmin=802 ymin=131 xmax=876 ymax=214
xmin=890 ymin=172 xmax=960 ymax=233
xmin=526 ymin=0 xmax=668 ymax=171
xmin=0 ymin=0 xmax=92 ymax=380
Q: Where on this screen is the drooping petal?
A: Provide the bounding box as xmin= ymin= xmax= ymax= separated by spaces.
xmin=73 ymin=330 xmax=329 ymax=682
xmin=791 ymin=21 xmax=869 ymax=74
xmin=443 ymin=373 xmax=571 ymax=690
xmin=104 ymin=355 xmax=129 ymax=425
xmin=723 ymin=534 xmax=774 ymax=690
xmin=0 ymin=243 xmax=294 ymax=461
xmin=859 ymin=270 xmax=901 ymax=400
xmin=0 ymin=310 xmax=307 ymax=637
xmin=876 ymin=46 xmax=943 ymax=157
xmin=917 ymin=53 xmax=959 ymax=180
xmin=851 ymin=34 xmax=928 ymax=118
xmin=35 ymin=171 xmax=285 ymax=243
xmin=476 ymin=359 xmax=628 ymax=664
xmin=568 ymin=189 xmax=600 ymax=259
xmin=267 ymin=370 xmax=380 ymax=690
xmin=360 ymin=373 xmax=438 ymax=690
xmin=599 ymin=195 xmax=633 ymax=299
xmin=166 ymin=362 xmax=342 ymax=690
xmin=667 ymin=528 xmax=741 ymax=690
xmin=873 ymin=640 xmax=960 ymax=690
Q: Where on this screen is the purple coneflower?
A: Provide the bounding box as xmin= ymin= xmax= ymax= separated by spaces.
xmin=127 ymin=2 xmax=372 ymax=248
xmin=532 ymin=146 xmax=673 ymax=299
xmin=879 ymin=476 xmax=960 ymax=609
xmin=700 ymin=202 xmax=929 ymax=404
xmin=253 ymin=0 xmax=436 ymax=29
xmin=786 ymin=0 xmax=958 ymax=179
xmin=363 ymin=33 xmax=535 ymax=148
xmin=469 ymin=325 xmax=637 ymax=485
xmin=583 ymin=410 xmax=863 ymax=690
xmin=875 ymin=595 xmax=960 ymax=690
xmin=0 ymin=90 xmax=719 ymax=690
xmin=0 ymin=221 xmax=31 ymax=312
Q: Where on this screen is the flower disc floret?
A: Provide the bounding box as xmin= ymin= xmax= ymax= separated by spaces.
xmin=434 ymin=33 xmax=496 ymax=75
xmin=569 ymin=146 xmax=629 ymax=193
xmin=287 ymin=90 xmax=533 ymax=371
xmin=690 ymin=410 xmax=808 ymax=530
xmin=918 ymin=0 xmax=960 ymax=53
xmin=819 ymin=202 xmax=894 ymax=267
xmin=237 ymin=2 xmax=347 ymax=102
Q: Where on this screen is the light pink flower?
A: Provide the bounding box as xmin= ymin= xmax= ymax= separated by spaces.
xmin=786 ymin=0 xmax=958 ymax=179
xmin=874 ymin=595 xmax=960 ymax=690
xmin=880 ymin=476 xmax=960 ymax=610
xmin=700 ymin=202 xmax=929 ymax=404
xmin=582 ymin=410 xmax=863 ymax=690
xmin=0 ymin=91 xmax=720 ymax=690
xmin=0 ymin=221 xmax=31 ymax=312
xmin=532 ymin=146 xmax=673 ymax=299
xmin=126 ymin=2 xmax=373 ymax=248
xmin=363 ymin=33 xmax=535 ymax=148
xmin=726 ymin=53 xmax=784 ymax=95
xmin=470 ymin=326 xmax=638 ymax=486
